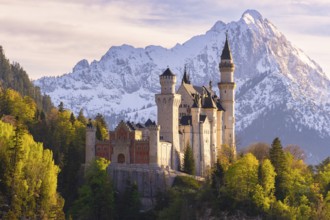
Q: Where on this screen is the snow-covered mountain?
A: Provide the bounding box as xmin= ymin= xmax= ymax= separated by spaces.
xmin=35 ymin=10 xmax=330 ymax=164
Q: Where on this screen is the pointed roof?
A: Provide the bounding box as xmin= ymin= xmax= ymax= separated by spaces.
xmin=221 ymin=33 xmax=233 ymax=60
xmin=202 ymin=96 xmax=217 ymax=109
xmin=181 ymin=66 xmax=190 ymax=84
xmin=145 ymin=119 xmax=156 ymax=127
xmin=161 ymin=68 xmax=175 ymax=76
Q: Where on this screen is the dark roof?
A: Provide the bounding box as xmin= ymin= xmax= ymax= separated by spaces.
xmin=221 ymin=34 xmax=233 ymax=60
xmin=161 ymin=68 xmax=175 ymax=76
xmin=181 ymin=67 xmax=191 ymax=84
xmin=193 ymin=86 xmax=204 ymax=95
xmin=126 ymin=121 xmax=136 ymax=130
xmin=199 ymin=115 xmax=207 ymax=122
xmin=145 ymin=119 xmax=156 ymax=127
xmin=216 ymin=100 xmax=225 ymax=111
xmin=202 ymin=96 xmax=217 ymax=108
xmin=135 ymin=123 xmax=145 ymax=129
xmin=180 ymin=116 xmax=192 ymax=126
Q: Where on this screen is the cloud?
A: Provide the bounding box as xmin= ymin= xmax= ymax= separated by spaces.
xmin=0 ymin=0 xmax=329 ymax=79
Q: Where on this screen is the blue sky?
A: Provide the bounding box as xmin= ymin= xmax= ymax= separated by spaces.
xmin=0 ymin=0 xmax=329 ymax=79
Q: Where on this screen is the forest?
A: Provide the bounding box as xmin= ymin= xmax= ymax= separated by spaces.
xmin=0 ymin=46 xmax=330 ymax=219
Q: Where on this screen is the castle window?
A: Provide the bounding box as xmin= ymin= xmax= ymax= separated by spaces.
xmin=118 ymin=154 xmax=125 ymax=163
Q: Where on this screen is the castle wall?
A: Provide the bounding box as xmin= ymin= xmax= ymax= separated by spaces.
xmin=131 ymin=140 xmax=149 ymax=164
xmin=177 ymin=85 xmax=194 ymax=117
xmin=202 ymin=108 xmax=217 ymax=165
xmin=86 ymin=127 xmax=96 ymax=164
xmin=200 ymin=120 xmax=211 ymax=176
xmin=95 ymin=141 xmax=112 ymax=161
xmin=108 ymin=165 xmax=177 ymax=209
xmin=216 ymin=110 xmax=223 ymax=160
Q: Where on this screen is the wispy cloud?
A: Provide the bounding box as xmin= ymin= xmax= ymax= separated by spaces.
xmin=0 ymin=0 xmax=329 ymax=79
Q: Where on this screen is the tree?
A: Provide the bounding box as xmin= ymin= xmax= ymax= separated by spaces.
xmin=269 ymin=137 xmax=289 ymax=200
xmin=284 ymin=144 xmax=306 ymax=161
xmin=242 ymin=142 xmax=270 ymax=161
xmin=183 ymin=142 xmax=195 ymax=175
xmin=72 ymin=158 xmax=114 ymax=220
xmin=70 ymin=112 xmax=76 ymax=125
xmin=225 ymin=153 xmax=259 ymax=201
xmin=58 ymin=102 xmax=64 ymax=112
xmin=0 ymin=120 xmax=64 ymax=219
xmin=94 ymin=113 xmax=108 ymax=141
xmin=77 ymin=109 xmax=87 ymax=124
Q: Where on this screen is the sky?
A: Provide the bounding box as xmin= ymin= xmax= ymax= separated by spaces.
xmin=0 ymin=0 xmax=329 ymax=80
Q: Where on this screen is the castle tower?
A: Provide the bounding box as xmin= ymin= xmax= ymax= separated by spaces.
xmin=218 ymin=34 xmax=236 ymax=154
xmin=155 ymin=68 xmax=181 ymax=170
xmin=85 ymin=122 xmax=96 ymax=164
xmin=191 ymin=96 xmax=201 ymax=176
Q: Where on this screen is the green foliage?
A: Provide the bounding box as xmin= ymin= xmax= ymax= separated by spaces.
xmin=157 ymin=176 xmax=201 ymax=220
xmin=0 ymin=89 xmax=36 ymax=124
xmin=72 ymin=158 xmax=114 ymax=220
xmin=116 ymin=182 xmax=141 ymax=220
xmin=0 ymin=46 xmax=53 ymax=113
xmin=225 ymin=153 xmax=259 ymax=202
xmin=269 ymin=137 xmax=289 ymax=200
xmin=183 ymin=142 xmax=195 ymax=175
xmin=95 ymin=113 xmax=108 ymax=141
xmin=0 ymin=120 xmax=64 ymax=219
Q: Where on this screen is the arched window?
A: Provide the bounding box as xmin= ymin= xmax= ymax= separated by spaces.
xmin=118 ymin=154 xmax=125 ymax=163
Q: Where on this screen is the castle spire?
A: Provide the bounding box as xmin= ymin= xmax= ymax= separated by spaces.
xmin=221 ymin=32 xmax=233 ymax=60
xmin=182 ymin=65 xmax=190 ymax=84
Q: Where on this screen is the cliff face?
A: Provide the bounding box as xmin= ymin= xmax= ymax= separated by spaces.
xmin=35 ymin=10 xmax=330 ymax=163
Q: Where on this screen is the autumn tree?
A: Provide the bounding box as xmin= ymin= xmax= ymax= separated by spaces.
xmin=95 ymin=113 xmax=108 ymax=140
xmin=0 ymin=120 xmax=64 ymax=219
xmin=242 ymin=142 xmax=270 ymax=161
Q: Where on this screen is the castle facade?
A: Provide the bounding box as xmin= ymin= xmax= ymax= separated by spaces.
xmin=86 ymin=35 xmax=236 ymax=177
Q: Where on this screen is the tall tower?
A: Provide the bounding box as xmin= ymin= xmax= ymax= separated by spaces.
xmin=218 ymin=34 xmax=236 ymax=154
xmin=85 ymin=122 xmax=96 ymax=164
xmin=155 ymin=68 xmax=181 ymax=170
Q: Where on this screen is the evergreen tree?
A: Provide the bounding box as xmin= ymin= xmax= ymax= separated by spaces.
xmin=58 ymin=102 xmax=64 ymax=113
xmin=269 ymin=137 xmax=288 ymax=201
xmin=70 ymin=112 xmax=76 ymax=125
xmin=94 ymin=113 xmax=108 ymax=140
xmin=72 ymin=158 xmax=114 ymax=220
xmin=77 ymin=109 xmax=87 ymax=124
xmin=183 ymin=142 xmax=195 ymax=175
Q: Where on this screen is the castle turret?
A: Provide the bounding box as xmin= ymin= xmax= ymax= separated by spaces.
xmin=86 ymin=121 xmax=96 ymax=164
xmin=149 ymin=125 xmax=160 ymax=166
xmin=218 ymin=34 xmax=236 ymax=155
xmin=155 ymin=68 xmax=181 ymax=170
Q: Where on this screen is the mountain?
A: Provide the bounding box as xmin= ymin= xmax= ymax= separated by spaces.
xmin=34 ymin=9 xmax=330 ymax=164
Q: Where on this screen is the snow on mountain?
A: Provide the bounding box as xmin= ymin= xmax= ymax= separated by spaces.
xmin=34 ymin=9 xmax=330 ymax=163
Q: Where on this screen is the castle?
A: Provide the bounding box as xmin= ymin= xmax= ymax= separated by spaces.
xmin=86 ymin=35 xmax=236 ymax=177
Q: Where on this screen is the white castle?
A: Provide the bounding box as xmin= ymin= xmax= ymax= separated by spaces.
xmin=86 ymin=35 xmax=236 ymax=177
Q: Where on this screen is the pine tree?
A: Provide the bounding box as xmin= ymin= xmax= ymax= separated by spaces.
xmin=69 ymin=112 xmax=76 ymax=125
xmin=269 ymin=137 xmax=288 ymax=200
xmin=77 ymin=109 xmax=87 ymax=124
xmin=58 ymin=102 xmax=64 ymax=112
xmin=183 ymin=143 xmax=195 ymax=175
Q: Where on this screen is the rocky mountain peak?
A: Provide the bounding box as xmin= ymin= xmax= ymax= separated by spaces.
xmin=34 ymin=10 xmax=330 ymax=164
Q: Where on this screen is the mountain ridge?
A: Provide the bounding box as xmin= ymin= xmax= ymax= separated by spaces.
xmin=34 ymin=9 xmax=330 ymax=163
